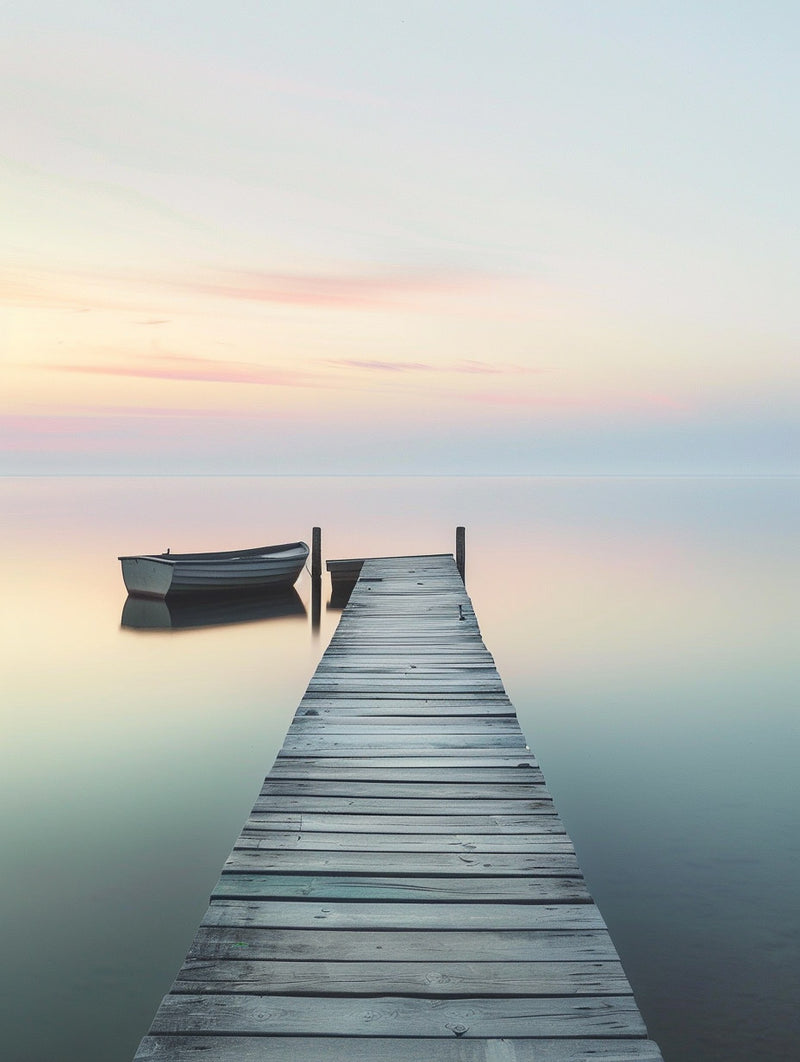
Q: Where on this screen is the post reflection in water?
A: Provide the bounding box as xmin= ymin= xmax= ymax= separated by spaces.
xmin=311 ymin=576 xmax=322 ymax=634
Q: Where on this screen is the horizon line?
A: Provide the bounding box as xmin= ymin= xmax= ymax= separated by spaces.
xmin=2 ymin=472 xmax=798 ymax=480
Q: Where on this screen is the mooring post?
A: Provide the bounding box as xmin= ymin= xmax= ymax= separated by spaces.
xmin=456 ymin=525 xmax=466 ymax=583
xmin=312 ymin=527 xmax=322 ymax=582
xmin=311 ymin=527 xmax=322 ymax=632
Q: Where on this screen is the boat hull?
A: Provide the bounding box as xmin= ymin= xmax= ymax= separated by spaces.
xmin=120 ymin=557 xmax=175 ymax=598
xmin=119 ymin=542 xmax=309 ymax=599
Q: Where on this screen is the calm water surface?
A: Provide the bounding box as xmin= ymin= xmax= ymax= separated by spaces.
xmin=1 ymin=476 xmax=797 ymax=1061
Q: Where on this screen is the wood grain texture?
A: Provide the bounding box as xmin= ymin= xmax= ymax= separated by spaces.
xmin=186 ymin=927 xmax=624 ymax=963
xmin=147 ymin=993 xmax=648 ymax=1038
xmin=211 ymin=872 xmax=591 ymax=903
xmin=201 ymin=899 xmax=602 ymax=930
xmin=132 ymin=554 xmax=662 ymax=1061
xmin=136 ymin=1037 xmax=664 ymax=1062
xmin=172 ymin=959 xmax=633 ymax=996
xmin=245 ymin=812 xmax=564 ymax=833
xmin=222 ymin=849 xmax=579 ymax=875
xmin=234 ymin=830 xmax=573 ymax=852
xmin=265 ymin=766 xmax=544 ymax=782
xmin=251 ymin=796 xmax=554 ymax=814
xmin=274 ymin=754 xmax=540 ymax=767
xmin=258 ymin=780 xmax=547 ymax=799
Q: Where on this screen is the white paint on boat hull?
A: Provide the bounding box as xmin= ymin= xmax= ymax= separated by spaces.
xmin=121 ymin=557 xmax=175 ymax=598
xmin=119 ymin=543 xmax=309 ymax=599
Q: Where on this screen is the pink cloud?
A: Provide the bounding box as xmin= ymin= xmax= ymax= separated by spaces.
xmin=47 ymin=354 xmax=317 ymax=387
xmin=456 ymin=359 xmax=544 ymax=376
xmin=325 ymin=358 xmax=546 ymax=376
xmin=178 ymin=267 xmax=484 ymax=308
xmin=43 ymin=352 xmax=546 ymax=389
xmin=3 ymin=261 xmax=512 ymax=315
xmin=325 ymin=359 xmax=439 ymax=374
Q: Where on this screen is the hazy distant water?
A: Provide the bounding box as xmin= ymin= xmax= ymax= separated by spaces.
xmin=0 ymin=475 xmax=797 ymax=1062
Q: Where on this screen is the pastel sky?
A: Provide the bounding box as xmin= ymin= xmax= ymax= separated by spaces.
xmin=2 ymin=2 xmax=798 ymax=473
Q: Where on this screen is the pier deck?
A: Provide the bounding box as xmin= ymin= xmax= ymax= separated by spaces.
xmin=135 ymin=554 xmax=663 ymax=1061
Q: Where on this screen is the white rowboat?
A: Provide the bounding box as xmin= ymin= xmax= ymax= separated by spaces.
xmin=119 ymin=542 xmax=309 ymax=599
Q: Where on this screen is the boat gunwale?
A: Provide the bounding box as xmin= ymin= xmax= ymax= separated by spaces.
xmin=118 ymin=541 xmax=309 ymax=563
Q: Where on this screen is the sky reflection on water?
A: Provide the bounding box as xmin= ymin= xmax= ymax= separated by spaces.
xmin=0 ymin=475 xmax=797 ymax=1062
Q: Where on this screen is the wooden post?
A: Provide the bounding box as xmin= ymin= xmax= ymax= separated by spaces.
xmin=311 ymin=527 xmax=322 ymax=582
xmin=456 ymin=526 xmax=466 ymax=584
xmin=311 ymin=527 xmax=321 ymax=633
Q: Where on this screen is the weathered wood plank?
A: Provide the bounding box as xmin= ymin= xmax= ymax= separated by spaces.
xmin=288 ymin=721 xmax=526 ymax=733
xmin=306 ymin=667 xmax=503 ymax=676
xmin=307 ymin=673 xmax=503 ymax=679
xmin=297 ymin=703 xmax=516 ymax=714
xmin=202 ymin=900 xmax=601 ymax=930
xmin=325 ymin=624 xmax=478 ymax=632
xmin=259 ymin=781 xmax=546 ymax=799
xmin=312 ymin=661 xmax=500 ymax=670
xmin=251 ymin=797 xmax=553 ymax=814
xmin=266 ymin=766 xmax=544 ymax=783
xmin=284 ymin=730 xmax=529 ymax=742
xmin=295 ymin=705 xmax=516 ymax=717
xmin=172 ymin=959 xmax=631 ymax=996
xmin=302 ymin=689 xmax=510 ymax=699
xmin=305 ymin=679 xmax=507 ymax=688
xmin=234 ymin=831 xmax=573 ymax=853
xmin=136 ymin=1036 xmax=665 ymax=1062
xmin=246 ymin=813 xmax=564 ymax=833
xmin=297 ymin=698 xmax=514 ymax=710
xmin=224 ymin=850 xmax=579 ymax=875
xmin=274 ymin=752 xmax=537 ymax=763
xmin=280 ymin=736 xmax=533 ymax=750
xmin=314 ymin=656 xmax=498 ymax=665
xmin=211 ymin=873 xmax=591 ymax=903
xmin=274 ymin=754 xmax=540 ymax=767
xmin=321 ymin=632 xmax=482 ymax=637
xmin=147 ymin=993 xmax=648 ymax=1038
xmin=187 ymin=926 xmax=623 ymax=963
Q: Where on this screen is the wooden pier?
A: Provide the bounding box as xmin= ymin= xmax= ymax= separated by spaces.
xmin=135 ymin=554 xmax=663 ymax=1061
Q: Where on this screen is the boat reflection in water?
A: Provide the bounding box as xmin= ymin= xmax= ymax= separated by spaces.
xmin=121 ymin=587 xmax=307 ymax=631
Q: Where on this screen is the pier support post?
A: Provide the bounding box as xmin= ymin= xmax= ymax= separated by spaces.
xmin=311 ymin=527 xmax=322 ymax=582
xmin=456 ymin=526 xmax=466 ymax=583
xmin=311 ymin=527 xmax=322 ymax=633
